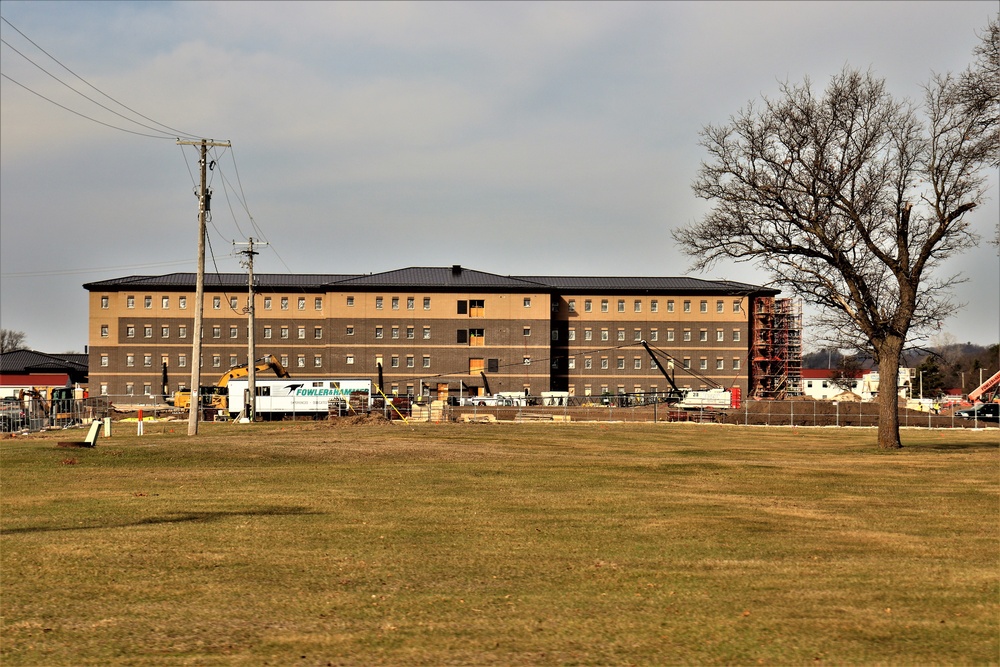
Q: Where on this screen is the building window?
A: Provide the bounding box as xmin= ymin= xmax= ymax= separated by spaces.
xmin=280 ymin=327 xmax=289 ymax=339
xmin=601 ymin=358 xmax=609 ymax=370
xmin=144 ymin=296 xmax=152 ymax=309
xmin=585 ymin=299 xmax=592 ymax=312
xmin=667 ymin=300 xmax=674 ymax=313
xmin=568 ymin=299 xmax=576 ymax=312
xmin=601 ymin=299 xmax=609 ymax=313
xmin=552 ymin=330 xmax=559 ymax=341
xmin=423 ymin=297 xmax=431 ymax=310
xmin=280 ymin=297 xmax=289 ymax=310
xmin=666 ymin=330 xmax=674 ymax=342
xmin=650 ymin=329 xmax=658 ymax=342
xmin=617 ymin=357 xmax=625 ymax=370
xmin=601 ymin=329 xmax=609 ymax=341
xmin=469 ymin=329 xmax=485 ymax=346
xmin=700 ymin=300 xmax=708 ymax=313
xmin=100 ymin=354 xmax=108 ymax=367
xmin=125 ymin=382 xmax=134 ymax=396
xmin=144 ymin=326 xmax=153 ymax=338
xmin=143 ymin=383 xmax=151 ymax=396
xmin=407 ymin=297 xmax=414 ymax=310
xmin=423 ymin=327 xmax=431 ymax=340
xmin=584 ymin=358 xmax=593 ymax=370
xmin=469 ymin=299 xmax=484 ymax=317
xmin=585 ymin=330 xmax=593 ymax=341
xmin=422 ymin=356 xmax=430 ymax=368
xmin=298 ymin=297 xmax=306 ymax=310
xmin=650 ymin=300 xmax=658 ymax=313
xmin=634 ymin=358 xmax=642 ymax=370
xmin=683 ymin=358 xmax=691 ymax=370
xmin=213 ymin=296 xmax=221 ymax=310
xmin=634 ymin=300 xmax=641 ymax=313
xmin=280 ymin=355 xmax=289 ymax=367
xmin=100 ymin=325 xmax=109 ymax=338
xmin=700 ymin=359 xmax=708 ymax=371
xmin=634 ymin=329 xmax=642 ymax=341
xmin=297 ymin=356 xmax=305 ymax=368
xmin=568 ymin=329 xmax=576 ymax=341
xmin=101 ymin=296 xmax=109 ymax=309
xmin=297 ymin=327 xmax=305 ymax=340
xmin=717 ymin=329 xmax=725 ymax=342
xmin=264 ymin=297 xmax=271 ymax=310
xmin=617 ymin=300 xmax=625 ymax=313
xmin=568 ymin=358 xmax=576 ymax=370
xmin=231 ymin=297 xmax=239 ymax=310
xmin=733 ymin=300 xmax=742 ymax=313
xmin=143 ymin=354 xmax=152 ymax=367
xmin=231 ymin=326 xmax=240 ymax=339
xmin=392 ymin=297 xmax=399 ymax=310
xmin=314 ymin=355 xmax=322 ymax=368
xmin=407 ymin=355 xmax=415 ymax=368
xmin=347 ymin=296 xmax=354 ymax=307
xmin=376 ymin=297 xmax=383 ymax=310
xmin=523 ymin=356 xmax=531 ymax=366
xmin=315 ymin=297 xmax=323 ymax=311
xmin=179 ymin=325 xmax=187 ymax=338
xmin=716 ymin=358 xmax=725 ymax=370
xmin=179 ymin=296 xmax=187 ymax=309
xmin=127 ymin=296 xmax=135 ymax=309
xmin=126 ymin=325 xmax=135 ymax=338
xmin=161 ymin=296 xmax=169 ymax=309
xmin=126 ymin=354 xmax=135 ymax=367
xmin=314 ymin=327 xmax=323 ymax=340
xmin=391 ymin=326 xmax=399 ymax=339
xmin=264 ymin=326 xmax=272 ymax=339
xmin=717 ymin=300 xmax=724 ymax=313
xmin=700 ymin=330 xmax=708 ymax=342
xmin=230 ymin=355 xmax=238 ymax=367
xmin=178 ymin=354 xmax=187 ymax=368
xmin=375 ymin=327 xmax=383 ymax=339
xmin=406 ymin=326 xmax=414 ymax=339
xmin=683 ymin=330 xmax=691 ymax=342
xmin=733 ymin=330 xmax=741 ymax=342
xmin=211 ymin=326 xmax=220 ymax=338
xmin=346 ymin=355 xmax=355 ymax=365
xmin=523 ymin=327 xmax=531 ymax=337
xmin=524 ymin=297 xmax=531 ymax=308
xmin=683 ymin=300 xmax=691 ymax=313
xmin=162 ymin=326 xmax=170 ymax=338
xmin=617 ymin=330 xmax=625 ymax=341
xmin=346 ymin=326 xmax=354 ymax=336
xmin=213 ymin=355 xmax=221 ymax=368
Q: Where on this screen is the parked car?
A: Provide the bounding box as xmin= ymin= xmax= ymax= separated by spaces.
xmin=0 ymin=398 xmax=28 ymax=432
xmin=954 ymin=402 xmax=999 ymax=422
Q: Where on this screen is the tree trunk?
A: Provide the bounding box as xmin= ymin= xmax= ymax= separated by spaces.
xmin=876 ymin=338 xmax=905 ymax=449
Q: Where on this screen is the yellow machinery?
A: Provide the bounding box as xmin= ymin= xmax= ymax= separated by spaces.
xmin=171 ymin=355 xmax=290 ymax=411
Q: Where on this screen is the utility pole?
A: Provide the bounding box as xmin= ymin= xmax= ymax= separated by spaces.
xmin=177 ymin=138 xmax=231 ymax=436
xmin=234 ymin=237 xmax=266 ymax=421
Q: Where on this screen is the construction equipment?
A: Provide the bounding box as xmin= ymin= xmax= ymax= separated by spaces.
xmin=639 ymin=340 xmax=686 ymax=403
xmin=171 ymin=354 xmax=291 ymax=411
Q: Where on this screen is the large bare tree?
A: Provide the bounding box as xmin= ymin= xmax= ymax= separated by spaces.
xmin=0 ymin=329 xmax=27 ymax=354
xmin=674 ymin=25 xmax=998 ymax=449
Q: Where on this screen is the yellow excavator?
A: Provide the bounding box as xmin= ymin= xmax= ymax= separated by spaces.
xmin=170 ymin=355 xmax=290 ymax=411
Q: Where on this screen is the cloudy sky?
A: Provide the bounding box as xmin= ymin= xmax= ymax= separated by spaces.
xmin=1 ymin=1 xmax=997 ymax=354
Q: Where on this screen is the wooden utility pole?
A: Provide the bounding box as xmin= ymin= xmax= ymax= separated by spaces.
xmin=177 ymin=138 xmax=231 ymax=435
xmin=234 ymin=236 xmax=266 ymax=421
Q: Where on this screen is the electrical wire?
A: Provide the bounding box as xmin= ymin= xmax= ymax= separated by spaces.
xmin=0 ymin=15 xmax=200 ymax=140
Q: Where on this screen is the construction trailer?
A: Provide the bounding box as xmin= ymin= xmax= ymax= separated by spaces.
xmin=750 ymin=298 xmax=803 ymax=400
xmin=227 ymin=378 xmax=373 ymax=420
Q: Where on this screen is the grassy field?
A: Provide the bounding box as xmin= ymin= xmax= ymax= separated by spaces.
xmin=1 ymin=421 xmax=997 ymax=666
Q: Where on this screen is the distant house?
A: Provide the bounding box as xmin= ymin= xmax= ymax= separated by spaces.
xmin=800 ymin=369 xmax=863 ymax=400
xmin=0 ymin=349 xmax=89 ymax=398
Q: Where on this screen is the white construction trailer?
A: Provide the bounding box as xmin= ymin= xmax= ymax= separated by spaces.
xmin=227 ymin=378 xmax=373 ymax=420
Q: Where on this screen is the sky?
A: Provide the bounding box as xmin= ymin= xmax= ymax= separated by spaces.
xmin=1 ymin=0 xmax=997 ymax=355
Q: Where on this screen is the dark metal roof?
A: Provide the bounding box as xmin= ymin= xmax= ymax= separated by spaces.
xmin=0 ymin=349 xmax=89 ymax=375
xmin=332 ymin=267 xmax=548 ymax=290
xmin=517 ymin=276 xmax=779 ymax=296
xmin=83 ymin=267 xmax=777 ymax=296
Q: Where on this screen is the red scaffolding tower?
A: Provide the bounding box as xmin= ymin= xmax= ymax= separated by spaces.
xmin=750 ymin=298 xmax=802 ymax=399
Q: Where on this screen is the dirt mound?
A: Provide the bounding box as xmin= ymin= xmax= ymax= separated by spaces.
xmin=328 ymin=412 xmax=392 ymax=427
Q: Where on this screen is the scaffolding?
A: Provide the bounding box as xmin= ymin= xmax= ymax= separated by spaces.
xmin=750 ymin=298 xmax=802 ymax=399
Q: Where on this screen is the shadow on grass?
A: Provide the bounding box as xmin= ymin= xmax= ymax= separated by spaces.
xmin=1 ymin=506 xmax=322 ymax=535
xmin=917 ymin=440 xmax=1000 ymax=451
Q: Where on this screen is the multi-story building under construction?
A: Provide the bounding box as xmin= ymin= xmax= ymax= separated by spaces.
xmin=83 ymin=265 xmax=800 ymax=401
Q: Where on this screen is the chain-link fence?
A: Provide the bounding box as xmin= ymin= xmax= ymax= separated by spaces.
xmin=2 ymin=393 xmax=995 ymax=432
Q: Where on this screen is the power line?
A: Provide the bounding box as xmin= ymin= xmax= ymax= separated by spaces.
xmin=0 ymin=15 xmax=200 ymax=140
